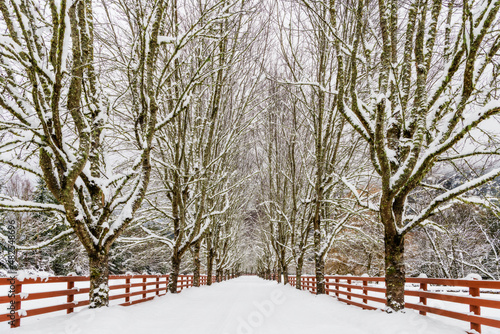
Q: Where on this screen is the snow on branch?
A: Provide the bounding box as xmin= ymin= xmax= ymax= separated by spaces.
xmin=340 ymin=176 xmax=379 ymax=211
xmin=11 ymin=229 xmax=74 ymax=251
xmin=409 ymin=101 xmax=500 ymax=184
xmin=437 ymin=150 xmax=500 ymax=161
xmin=401 ymin=166 xmax=500 ymax=235
xmin=0 ymin=197 xmax=65 ymax=213
xmin=0 ymin=155 xmax=43 ymax=177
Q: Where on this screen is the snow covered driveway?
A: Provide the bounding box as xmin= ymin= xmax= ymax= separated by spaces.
xmin=2 ymin=276 xmax=465 ymax=334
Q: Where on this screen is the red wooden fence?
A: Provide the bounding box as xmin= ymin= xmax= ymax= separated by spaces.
xmin=285 ymin=275 xmax=500 ymax=333
xmin=1 ymin=273 xmax=233 ymax=328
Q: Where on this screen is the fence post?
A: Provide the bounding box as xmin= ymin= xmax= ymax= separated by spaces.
xmin=419 ymin=283 xmax=427 ymax=315
xmin=347 ymin=279 xmax=352 ymax=300
xmin=10 ymin=278 xmax=22 ymax=328
xmin=156 ymin=276 xmax=160 ymax=296
xmin=469 ymin=286 xmax=481 ymax=333
xmin=125 ymin=277 xmax=131 ymax=304
xmin=363 ymin=280 xmax=368 ymax=305
xmin=67 ymin=281 xmax=74 ymax=314
xmin=335 ymin=278 xmax=339 ymax=298
xmin=142 ymin=277 xmax=147 ymax=299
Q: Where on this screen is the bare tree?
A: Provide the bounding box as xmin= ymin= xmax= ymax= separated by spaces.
xmin=120 ymin=0 xmax=264 ymax=292
xmin=327 ymin=0 xmax=500 ymax=310
xmin=264 ymin=0 xmax=372 ymax=294
xmin=0 ymin=0 xmax=180 ymax=307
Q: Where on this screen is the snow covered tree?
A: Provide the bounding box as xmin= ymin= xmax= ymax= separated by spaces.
xmin=324 ymin=0 xmax=500 ymax=310
xmin=264 ymin=0 xmax=374 ymax=294
xmin=120 ymin=0 xmax=263 ymax=292
xmin=0 ymin=0 xmax=180 ymax=307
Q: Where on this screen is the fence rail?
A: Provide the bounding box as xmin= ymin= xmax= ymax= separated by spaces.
xmin=285 ymin=275 xmax=500 ymax=334
xmin=1 ymin=274 xmax=233 ymax=328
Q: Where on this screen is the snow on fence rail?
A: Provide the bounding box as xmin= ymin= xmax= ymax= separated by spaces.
xmin=0 ymin=274 xmax=232 ymax=328
xmin=285 ymin=275 xmax=500 ymax=333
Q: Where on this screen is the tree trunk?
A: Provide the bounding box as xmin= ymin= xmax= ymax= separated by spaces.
xmin=315 ymin=254 xmax=325 ymax=294
xmin=216 ymin=268 xmax=222 ymax=282
xmin=384 ymin=230 xmax=405 ymax=311
xmin=281 ymin=263 xmax=288 ymax=285
xmin=192 ymin=241 xmax=201 ymax=287
xmin=296 ymin=256 xmax=303 ymax=289
xmin=280 ymin=249 xmax=288 ymax=284
xmin=89 ymin=251 xmax=109 ymax=308
xmin=207 ymin=250 xmax=214 ymax=285
xmin=275 ymin=267 xmax=281 ymax=283
xmin=313 ymin=197 xmax=325 ymax=294
xmin=168 ymin=253 xmax=181 ymax=293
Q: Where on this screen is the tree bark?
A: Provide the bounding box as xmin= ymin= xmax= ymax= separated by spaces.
xmin=89 ymin=251 xmax=109 ymax=308
xmin=216 ymin=268 xmax=222 ymax=282
xmin=315 ymin=254 xmax=325 ymax=294
xmin=296 ymin=256 xmax=303 ymax=289
xmin=206 ymin=249 xmax=214 ymax=285
xmin=280 ymin=249 xmax=288 ymax=284
xmin=384 ymin=230 xmax=405 ymax=311
xmin=168 ymin=253 xmax=181 ymax=293
xmin=192 ymin=241 xmax=201 ymax=287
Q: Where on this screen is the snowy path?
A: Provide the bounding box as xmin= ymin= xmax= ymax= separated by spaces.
xmin=2 ymin=276 xmax=465 ymax=334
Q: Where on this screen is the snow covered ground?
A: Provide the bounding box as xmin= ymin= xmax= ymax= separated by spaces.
xmin=361 ymin=283 xmax=500 ymax=334
xmin=1 ymin=276 xmax=467 ymax=334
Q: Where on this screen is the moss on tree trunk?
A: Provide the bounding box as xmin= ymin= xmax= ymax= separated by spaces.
xmin=168 ymin=254 xmax=181 ymax=293
xmin=296 ymin=257 xmax=303 ymax=289
xmin=89 ymin=251 xmax=109 ymax=308
xmin=384 ymin=231 xmax=405 ymax=311
xmin=315 ymin=255 xmax=325 ymax=294
xmin=192 ymin=241 xmax=201 ymax=287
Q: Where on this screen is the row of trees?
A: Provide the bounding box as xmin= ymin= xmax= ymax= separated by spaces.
xmin=253 ymin=0 xmax=500 ymax=312
xmin=0 ymin=0 xmax=261 ymax=307
xmin=1 ymin=0 xmax=500 ymax=314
